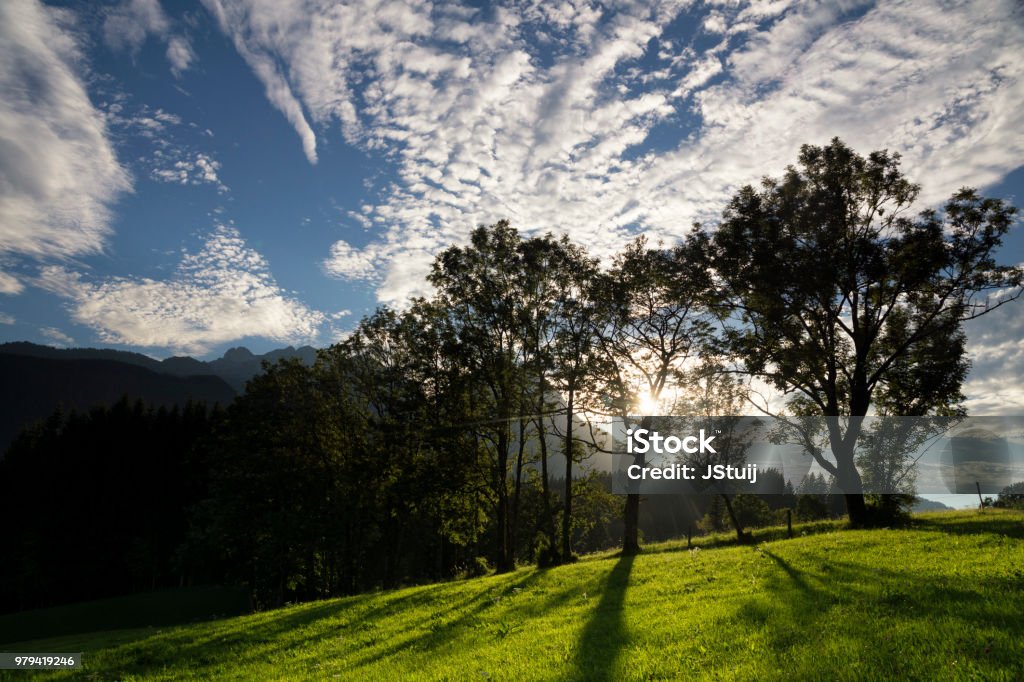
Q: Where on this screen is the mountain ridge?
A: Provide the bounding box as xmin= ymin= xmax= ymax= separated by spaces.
xmin=0 ymin=341 xmax=318 ymax=392
xmin=0 ymin=342 xmax=319 ymax=452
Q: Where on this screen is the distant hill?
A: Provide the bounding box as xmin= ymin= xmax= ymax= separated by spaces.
xmin=0 ymin=342 xmax=318 ymax=392
xmin=0 ymin=342 xmax=318 ymax=452
xmin=0 ymin=342 xmax=181 ymax=374
xmin=912 ymin=498 xmax=954 ymax=512
xmin=0 ymin=354 xmax=237 ymax=452
xmin=206 ymin=345 xmax=318 ymax=392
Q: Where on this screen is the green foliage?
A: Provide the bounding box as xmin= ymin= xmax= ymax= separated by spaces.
xmin=4 ymin=141 xmax=1021 ymax=620
xmin=796 ymin=495 xmax=830 ymax=522
xmin=0 ymin=398 xmax=222 ymax=612
xmin=864 ymin=494 xmax=916 ymax=526
xmin=708 ymin=137 xmax=1022 ymax=524
xmin=564 ymin=472 xmax=620 ymax=556
xmin=994 ymin=482 xmax=1024 ymax=509
xmin=455 ymin=557 xmax=492 ymax=580
xmin=730 ymin=494 xmax=774 ymax=530
xmin=698 ymin=494 xmax=729 ymax=534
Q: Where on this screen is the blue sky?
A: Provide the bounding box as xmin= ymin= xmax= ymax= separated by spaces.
xmin=1 ymin=0 xmax=1023 ymax=418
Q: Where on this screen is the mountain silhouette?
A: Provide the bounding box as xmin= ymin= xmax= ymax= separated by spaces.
xmin=0 ymin=343 xmax=318 ymax=452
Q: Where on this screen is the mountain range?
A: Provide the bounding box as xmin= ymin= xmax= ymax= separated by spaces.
xmin=0 ymin=342 xmax=318 ymax=452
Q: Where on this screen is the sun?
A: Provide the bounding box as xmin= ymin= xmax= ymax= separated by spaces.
xmin=635 ymin=389 xmax=660 ymax=415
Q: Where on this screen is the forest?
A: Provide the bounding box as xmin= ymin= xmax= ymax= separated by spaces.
xmin=1 ymin=139 xmax=1021 ymax=612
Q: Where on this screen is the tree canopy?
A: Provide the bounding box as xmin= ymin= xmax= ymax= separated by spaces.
xmin=708 ymin=137 xmax=1022 ymax=523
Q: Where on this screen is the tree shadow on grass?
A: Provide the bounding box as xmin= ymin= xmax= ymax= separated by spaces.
xmin=573 ymin=554 xmax=634 ymax=682
xmin=26 ymin=578 xmax=531 ymax=679
xmin=336 ymin=565 xmax=584 ymax=671
xmin=910 ymin=513 xmax=1024 ymax=539
xmin=737 ymin=548 xmax=1024 ymax=678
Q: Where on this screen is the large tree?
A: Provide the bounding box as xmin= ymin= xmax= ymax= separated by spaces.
xmin=429 ymin=221 xmax=532 ymax=572
xmin=594 ymin=236 xmax=716 ymax=554
xmin=546 ymin=241 xmax=602 ymax=561
xmin=708 ymin=138 xmax=1022 ymax=525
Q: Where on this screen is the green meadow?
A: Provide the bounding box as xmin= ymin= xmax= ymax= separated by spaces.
xmin=6 ymin=509 xmax=1023 ymax=681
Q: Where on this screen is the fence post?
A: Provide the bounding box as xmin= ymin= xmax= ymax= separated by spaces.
xmin=787 ymin=508 xmax=793 ymax=538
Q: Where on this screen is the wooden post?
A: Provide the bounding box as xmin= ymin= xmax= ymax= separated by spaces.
xmin=787 ymin=508 xmax=793 ymax=538
xmin=976 ymin=481 xmax=985 ymax=509
xmin=687 ymin=525 xmax=692 ymax=549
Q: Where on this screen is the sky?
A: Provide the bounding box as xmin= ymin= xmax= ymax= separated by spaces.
xmin=1 ymin=0 xmax=1023 ymax=419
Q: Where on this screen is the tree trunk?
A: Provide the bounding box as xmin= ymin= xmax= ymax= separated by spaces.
xmin=622 ymin=415 xmax=651 ymax=555
xmin=534 ymin=365 xmax=559 ymax=563
xmin=511 ymin=415 xmax=527 ymax=557
xmin=829 ymin=414 xmax=870 ymax=526
xmin=720 ymin=493 xmax=748 ymax=542
xmin=844 ymin=491 xmax=869 ymax=526
xmin=561 ymin=388 xmax=575 ymax=560
xmin=495 ymin=426 xmax=513 ymax=573
xmin=622 ymin=493 xmax=641 ymax=555
xmin=537 ymin=411 xmax=560 ymax=564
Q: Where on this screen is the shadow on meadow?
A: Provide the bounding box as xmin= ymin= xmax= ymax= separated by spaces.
xmin=638 ymin=518 xmax=845 ymax=557
xmin=733 ymin=547 xmax=1024 ymax=678
xmin=32 ymin=510 xmax=1023 ymax=679
xmin=572 ymin=554 xmax=634 ymax=681
xmin=71 ymin=566 xmax=590 ymax=679
xmin=910 ymin=512 xmax=1024 ymax=539
xmin=340 ymin=566 xmax=558 ymax=669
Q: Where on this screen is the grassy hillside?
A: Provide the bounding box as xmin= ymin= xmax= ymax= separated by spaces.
xmin=8 ymin=509 xmax=1023 ymax=681
xmin=0 ymin=587 xmax=249 ymax=646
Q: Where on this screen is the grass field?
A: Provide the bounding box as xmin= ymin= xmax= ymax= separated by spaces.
xmin=5 ymin=509 xmax=1023 ymax=681
xmin=0 ymin=587 xmax=249 ymax=646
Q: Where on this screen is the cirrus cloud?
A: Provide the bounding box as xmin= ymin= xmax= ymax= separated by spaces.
xmin=0 ymin=0 xmax=131 ymax=272
xmin=205 ymin=0 xmax=1023 ymax=307
xmin=103 ymin=0 xmax=197 ymax=77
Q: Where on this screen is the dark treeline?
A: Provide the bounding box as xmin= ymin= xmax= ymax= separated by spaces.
xmin=0 ymin=399 xmax=222 ymax=611
xmin=0 ymin=395 xmax=826 ymax=613
xmin=1 ymin=138 xmax=1021 ymax=613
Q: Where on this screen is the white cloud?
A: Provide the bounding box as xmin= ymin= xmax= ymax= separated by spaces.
xmin=323 ymin=240 xmax=381 ymax=280
xmin=166 ymin=35 xmax=196 ymax=76
xmin=38 ymin=226 xmax=326 ymax=355
xmin=101 ymin=102 xmax=227 ymax=193
xmin=103 ymin=0 xmax=196 ymax=77
xmin=201 ymin=0 xmax=320 ymax=163
xmin=0 ymin=0 xmax=130 ymax=263
xmin=40 ymin=326 xmax=74 ymax=347
xmin=703 ymin=11 xmax=728 ymax=34
xmin=0 ymin=272 xmax=24 ymax=295
xmin=103 ymin=0 xmax=169 ymax=52
xmin=962 ymin=290 xmax=1024 ymax=415
xmin=0 ymin=312 xmax=15 ymax=325
xmin=737 ymin=0 xmax=796 ymax=22
xmin=151 ymin=152 xmax=228 ymax=192
xmin=211 ymin=0 xmax=1023 ymax=309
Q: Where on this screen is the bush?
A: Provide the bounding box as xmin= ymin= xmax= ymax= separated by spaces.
xmin=455 ymin=557 xmax=491 ymax=579
xmin=994 ymin=482 xmax=1024 ymax=509
xmin=731 ymin=494 xmax=773 ymax=530
xmin=864 ymin=494 xmax=914 ymax=526
xmin=796 ymin=495 xmax=829 ymax=521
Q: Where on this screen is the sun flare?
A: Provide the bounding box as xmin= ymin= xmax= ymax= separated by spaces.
xmin=635 ymin=390 xmax=660 ymax=415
